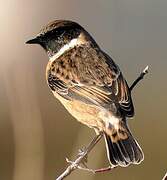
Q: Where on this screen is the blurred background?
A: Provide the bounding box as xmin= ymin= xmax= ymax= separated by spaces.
xmin=0 ymin=0 xmax=167 ymax=180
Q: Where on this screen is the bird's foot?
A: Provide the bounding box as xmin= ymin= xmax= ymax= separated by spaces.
xmin=94 ymin=166 xmax=116 ymax=173
xmin=66 ymin=157 xmax=94 ymax=173
xmin=77 ymin=148 xmax=88 ymax=164
xmin=66 ymin=147 xmax=88 ymax=169
xmin=66 ymin=157 xmax=114 ymax=174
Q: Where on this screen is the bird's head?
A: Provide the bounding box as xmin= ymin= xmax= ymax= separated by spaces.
xmin=26 ymin=20 xmax=97 ymax=57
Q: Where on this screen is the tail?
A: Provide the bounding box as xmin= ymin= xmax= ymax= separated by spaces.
xmin=104 ymin=121 xmax=144 ymax=167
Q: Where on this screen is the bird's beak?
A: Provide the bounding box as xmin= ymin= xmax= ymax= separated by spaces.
xmin=26 ymin=37 xmax=39 ymax=44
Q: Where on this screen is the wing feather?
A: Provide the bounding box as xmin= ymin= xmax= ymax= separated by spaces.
xmin=47 ymin=45 xmax=134 ymax=117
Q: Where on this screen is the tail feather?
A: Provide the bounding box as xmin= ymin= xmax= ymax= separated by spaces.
xmin=104 ymin=122 xmax=144 ymax=167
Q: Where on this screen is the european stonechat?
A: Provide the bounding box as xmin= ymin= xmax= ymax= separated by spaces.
xmin=26 ymin=20 xmax=144 ymax=167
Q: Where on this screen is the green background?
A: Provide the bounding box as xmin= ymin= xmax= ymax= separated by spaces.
xmin=0 ymin=0 xmax=166 ymax=180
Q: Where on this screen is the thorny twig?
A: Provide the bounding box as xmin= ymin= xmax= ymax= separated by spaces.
xmin=130 ymin=66 xmax=149 ymax=91
xmin=56 ymin=66 xmax=149 ymax=180
xmin=56 ymin=133 xmax=103 ymax=180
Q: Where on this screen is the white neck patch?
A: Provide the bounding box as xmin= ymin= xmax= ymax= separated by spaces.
xmin=49 ymin=38 xmax=81 ymax=62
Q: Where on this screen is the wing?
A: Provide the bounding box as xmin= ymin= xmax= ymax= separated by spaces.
xmin=47 ymin=45 xmax=134 ymax=118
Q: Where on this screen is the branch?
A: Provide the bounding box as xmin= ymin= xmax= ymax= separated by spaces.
xmin=56 ymin=133 xmax=103 ymax=180
xmin=130 ymin=66 xmax=149 ymax=91
xmin=56 ymin=65 xmax=149 ymax=180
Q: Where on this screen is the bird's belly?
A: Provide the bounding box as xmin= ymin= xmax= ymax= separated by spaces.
xmin=53 ymin=92 xmax=105 ymax=130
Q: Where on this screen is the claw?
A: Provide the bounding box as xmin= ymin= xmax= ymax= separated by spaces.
xmin=77 ymin=165 xmax=95 ymax=173
xmin=78 ymin=148 xmax=86 ymax=155
xmin=66 ymin=157 xmax=73 ymax=164
xmin=77 ymin=148 xmax=88 ymax=164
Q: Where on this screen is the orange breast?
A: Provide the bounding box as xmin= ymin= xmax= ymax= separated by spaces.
xmin=53 ymin=91 xmax=105 ymax=130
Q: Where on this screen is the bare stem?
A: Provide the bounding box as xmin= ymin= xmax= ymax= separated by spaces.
xmin=130 ymin=66 xmax=149 ymax=91
xmin=56 ymin=132 xmax=103 ymax=180
xmin=56 ymin=65 xmax=149 ymax=180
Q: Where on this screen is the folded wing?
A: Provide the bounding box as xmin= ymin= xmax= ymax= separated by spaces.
xmin=47 ymin=46 xmax=134 ymax=118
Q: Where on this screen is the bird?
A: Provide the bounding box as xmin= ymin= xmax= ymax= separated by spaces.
xmin=26 ymin=20 xmax=144 ymax=167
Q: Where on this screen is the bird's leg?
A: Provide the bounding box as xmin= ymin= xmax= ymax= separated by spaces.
xmin=93 ymin=166 xmax=116 ymax=173
xmin=66 ymin=132 xmax=103 ymax=170
xmin=65 ymin=132 xmax=117 ymax=174
xmin=77 ymin=148 xmax=88 ymax=166
xmin=75 ymin=165 xmax=116 ymax=174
